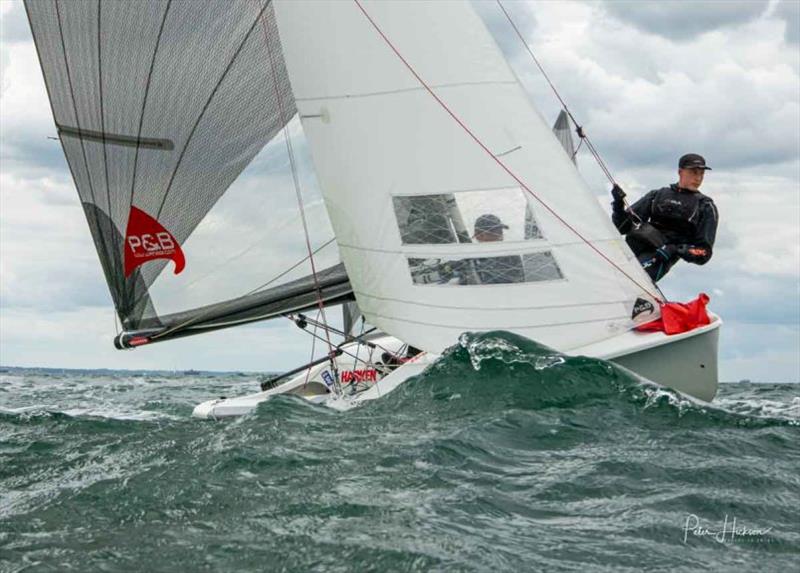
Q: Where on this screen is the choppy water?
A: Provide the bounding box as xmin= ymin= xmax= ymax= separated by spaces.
xmin=1 ymin=332 xmax=798 ymax=572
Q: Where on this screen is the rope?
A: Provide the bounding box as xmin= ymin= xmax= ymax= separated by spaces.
xmin=495 ymin=1 xmax=612 ymax=181
xmin=352 ymin=0 xmax=662 ymax=303
xmin=294 ymin=313 xmax=398 ymax=358
xmin=495 ymin=1 xmax=643 ymax=224
xmin=148 ymin=237 xmax=335 ymax=341
xmin=302 ymin=310 xmax=320 ymax=387
xmin=257 ymin=1 xmax=341 ymax=392
xmin=284 ymin=315 xmax=379 ymax=368
xmin=572 ymin=137 xmax=584 ymax=161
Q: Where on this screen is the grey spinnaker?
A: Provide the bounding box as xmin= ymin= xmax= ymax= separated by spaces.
xmin=25 ymin=0 xmax=350 ymax=345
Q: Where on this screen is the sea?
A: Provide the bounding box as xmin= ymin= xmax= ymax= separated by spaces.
xmin=1 ymin=332 xmax=798 ymax=572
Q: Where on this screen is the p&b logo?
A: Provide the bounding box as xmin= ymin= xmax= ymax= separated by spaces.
xmin=127 ymin=232 xmax=176 ymax=255
xmin=632 ymin=297 xmax=655 ymax=319
xmin=123 ymin=206 xmax=185 ymax=277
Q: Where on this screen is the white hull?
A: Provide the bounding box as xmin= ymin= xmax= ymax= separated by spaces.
xmin=193 ymin=315 xmax=721 ymax=419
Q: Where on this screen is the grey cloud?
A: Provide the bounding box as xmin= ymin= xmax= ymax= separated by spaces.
xmin=661 ymin=264 xmax=800 ymax=327
xmin=545 ymin=67 xmax=800 ymax=173
xmin=0 ymin=2 xmax=30 ymax=45
xmin=776 ymin=0 xmax=800 ymax=44
xmin=718 ymin=321 xmax=799 ymax=382
xmin=1 ymin=137 xmax=70 ymax=179
xmin=472 ymin=0 xmax=539 ymax=58
xmin=0 ymin=257 xmax=113 ymax=312
xmin=600 ymin=0 xmax=768 ymax=41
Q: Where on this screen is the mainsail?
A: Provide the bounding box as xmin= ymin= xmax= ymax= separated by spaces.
xmin=25 ymin=0 xmax=350 ymax=346
xmin=272 ymin=0 xmax=661 ymax=353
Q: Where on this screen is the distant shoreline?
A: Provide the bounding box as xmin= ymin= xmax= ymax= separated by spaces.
xmin=0 ymin=365 xmax=796 ymax=384
xmin=0 ymin=365 xmax=276 ymax=376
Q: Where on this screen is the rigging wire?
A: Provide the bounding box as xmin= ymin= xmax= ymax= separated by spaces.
xmin=283 ymin=316 xmax=380 ymax=368
xmin=292 ymin=313 xmax=399 ymax=358
xmin=495 ymin=0 xmax=643 ymax=224
xmin=257 ymin=0 xmax=341 ymax=392
xmin=302 ymin=309 xmax=321 ymax=387
xmin=496 ymin=0 xmax=665 ymax=302
xmin=352 ymin=0 xmax=663 ymax=303
xmin=148 ymin=237 xmax=336 ymax=341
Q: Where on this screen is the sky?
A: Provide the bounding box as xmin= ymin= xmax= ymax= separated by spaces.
xmin=1 ymin=0 xmax=798 ymax=382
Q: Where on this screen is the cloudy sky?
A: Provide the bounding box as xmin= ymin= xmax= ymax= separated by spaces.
xmin=1 ymin=0 xmax=798 ymax=382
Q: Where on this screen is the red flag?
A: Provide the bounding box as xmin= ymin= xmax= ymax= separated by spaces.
xmin=124 ymin=206 xmax=185 ymax=277
xmin=636 ymin=293 xmax=711 ymax=335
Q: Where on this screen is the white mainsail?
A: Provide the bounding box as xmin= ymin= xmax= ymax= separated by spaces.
xmin=273 ymin=0 xmax=660 ymax=354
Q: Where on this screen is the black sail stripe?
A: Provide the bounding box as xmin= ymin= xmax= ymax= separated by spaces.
xmin=155 ymin=0 xmax=273 ymax=220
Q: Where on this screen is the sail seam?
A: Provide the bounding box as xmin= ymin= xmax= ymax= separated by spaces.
xmin=294 ymin=80 xmax=517 ymax=102
xmin=127 ymin=0 xmax=172 ymax=215
xmin=391 ymin=183 xmax=521 ymax=196
xmin=361 ymin=311 xmax=629 ymax=331
xmin=155 ymin=0 xmax=273 ymax=219
xmin=54 ymin=2 xmax=99 ymax=212
xmin=96 ymin=1 xmax=120 ymax=332
xmin=54 ymin=0 xmax=125 ymax=320
xmin=338 ymin=237 xmax=623 ymax=255
xmin=353 ymin=291 xmax=631 ymax=311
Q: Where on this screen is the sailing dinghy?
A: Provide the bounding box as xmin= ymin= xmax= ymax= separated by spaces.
xmin=25 ymin=0 xmax=720 ymax=419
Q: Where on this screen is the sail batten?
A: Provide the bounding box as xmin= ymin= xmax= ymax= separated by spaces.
xmin=57 ymin=125 xmax=175 ymax=150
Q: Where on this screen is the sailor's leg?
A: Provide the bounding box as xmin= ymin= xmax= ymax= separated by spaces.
xmin=637 ymin=250 xmax=677 ymax=282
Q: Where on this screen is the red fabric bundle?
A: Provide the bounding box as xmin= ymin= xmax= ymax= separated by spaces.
xmin=636 ymin=293 xmax=711 ymax=335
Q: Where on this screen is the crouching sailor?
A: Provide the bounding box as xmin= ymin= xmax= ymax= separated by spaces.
xmin=611 ymin=153 xmax=719 ymax=282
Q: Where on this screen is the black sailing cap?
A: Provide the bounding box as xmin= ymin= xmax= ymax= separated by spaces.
xmin=679 ymin=153 xmax=712 ymax=170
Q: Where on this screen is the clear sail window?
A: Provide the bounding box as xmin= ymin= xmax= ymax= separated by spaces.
xmin=393 ymin=188 xmax=542 ymax=245
xmin=408 ymin=251 xmax=563 ymax=286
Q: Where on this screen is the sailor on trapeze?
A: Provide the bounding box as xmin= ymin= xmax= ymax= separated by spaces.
xmin=611 ymin=153 xmax=719 ymax=282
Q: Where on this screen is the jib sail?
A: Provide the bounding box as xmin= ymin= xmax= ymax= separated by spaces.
xmin=25 ymin=0 xmax=350 ymax=346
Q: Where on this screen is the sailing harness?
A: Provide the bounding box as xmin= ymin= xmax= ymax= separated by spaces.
xmin=650 ymin=185 xmax=704 ymax=236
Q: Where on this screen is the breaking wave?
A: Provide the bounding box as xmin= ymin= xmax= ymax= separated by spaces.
xmin=374 ymin=331 xmax=798 ymax=429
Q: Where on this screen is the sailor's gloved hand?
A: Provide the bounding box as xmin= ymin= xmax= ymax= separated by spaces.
xmin=676 ymin=244 xmax=708 ymax=261
xmin=655 ymin=244 xmax=678 ymax=261
xmin=611 ymin=184 xmax=626 ymax=202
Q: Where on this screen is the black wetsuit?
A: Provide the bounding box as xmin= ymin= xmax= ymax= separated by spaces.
xmin=612 ymin=184 xmax=718 ymax=281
